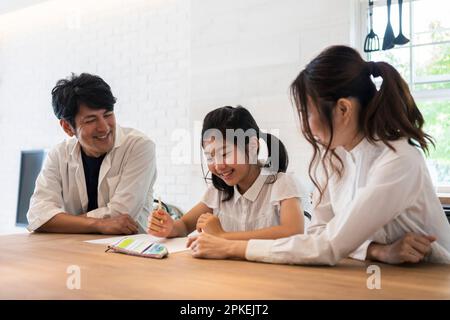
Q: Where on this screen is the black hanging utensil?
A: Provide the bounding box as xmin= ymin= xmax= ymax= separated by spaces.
xmin=382 ymin=0 xmax=395 ymax=50
xmin=364 ymin=0 xmax=380 ymax=52
xmin=394 ymin=0 xmax=410 ymax=45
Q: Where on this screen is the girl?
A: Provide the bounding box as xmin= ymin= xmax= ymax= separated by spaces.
xmin=148 ymin=106 xmax=305 ymax=240
xmin=187 ymin=45 xmax=450 ymax=265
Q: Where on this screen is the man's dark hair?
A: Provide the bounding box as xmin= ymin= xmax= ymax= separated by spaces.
xmin=51 ymin=73 xmax=116 ymax=128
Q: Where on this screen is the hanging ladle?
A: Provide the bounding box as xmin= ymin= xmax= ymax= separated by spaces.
xmin=382 ymin=0 xmax=395 ymax=50
xmin=394 ymin=0 xmax=410 ymax=45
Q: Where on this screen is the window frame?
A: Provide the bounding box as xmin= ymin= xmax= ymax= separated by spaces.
xmin=356 ymin=0 xmax=450 ymax=192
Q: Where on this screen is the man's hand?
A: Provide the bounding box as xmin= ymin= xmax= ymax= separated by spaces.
xmin=368 ymin=232 xmax=436 ymax=264
xmin=95 ymin=213 xmax=139 ymax=235
xmin=196 ymin=213 xmax=225 ymax=237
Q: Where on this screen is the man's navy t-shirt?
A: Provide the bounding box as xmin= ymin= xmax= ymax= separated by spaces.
xmin=81 ymin=148 xmax=106 ymax=212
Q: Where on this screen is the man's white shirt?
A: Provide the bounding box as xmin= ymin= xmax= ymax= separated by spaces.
xmin=27 ymin=125 xmax=157 ymax=232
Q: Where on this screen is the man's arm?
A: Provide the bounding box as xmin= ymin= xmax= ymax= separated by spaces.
xmin=27 ymin=147 xmax=139 ymax=235
xmin=27 ymin=148 xmax=68 ymax=232
xmin=35 ymin=213 xmax=97 ymax=233
xmin=36 ymin=212 xmax=139 ymax=234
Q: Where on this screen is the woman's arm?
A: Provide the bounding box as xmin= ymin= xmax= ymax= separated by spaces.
xmin=190 ymin=153 xmax=428 ymax=265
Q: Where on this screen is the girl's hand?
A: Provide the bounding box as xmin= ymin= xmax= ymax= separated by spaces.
xmin=147 ymin=209 xmax=174 ymax=238
xmin=187 ymin=232 xmax=247 ymax=260
xmin=196 ymin=213 xmax=224 ymax=237
xmin=368 ymin=233 xmax=436 ymax=264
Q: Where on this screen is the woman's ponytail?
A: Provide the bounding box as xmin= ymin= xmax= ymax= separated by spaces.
xmin=363 ymin=61 xmax=434 ymax=153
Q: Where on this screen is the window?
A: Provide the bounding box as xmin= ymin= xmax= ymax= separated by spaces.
xmin=360 ymin=0 xmax=450 ymax=191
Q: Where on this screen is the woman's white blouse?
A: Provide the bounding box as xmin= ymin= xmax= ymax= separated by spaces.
xmin=246 ymin=138 xmax=450 ymax=265
xmin=201 ymin=171 xmax=305 ymax=232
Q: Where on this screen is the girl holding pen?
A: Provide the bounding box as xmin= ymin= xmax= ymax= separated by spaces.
xmin=148 ymin=106 xmax=306 ymax=241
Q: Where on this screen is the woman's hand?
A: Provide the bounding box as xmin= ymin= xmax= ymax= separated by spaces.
xmin=147 ymin=209 xmax=174 ymax=238
xmin=367 ymin=232 xmax=436 ymax=264
xmin=196 ymin=213 xmax=225 ymax=237
xmin=187 ymin=232 xmax=247 ymax=260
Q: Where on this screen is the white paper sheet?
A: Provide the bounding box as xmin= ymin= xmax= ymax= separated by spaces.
xmin=85 ymin=234 xmax=189 ymax=253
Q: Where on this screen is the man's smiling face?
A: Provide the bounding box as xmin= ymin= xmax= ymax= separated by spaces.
xmin=69 ymin=103 xmax=116 ymax=157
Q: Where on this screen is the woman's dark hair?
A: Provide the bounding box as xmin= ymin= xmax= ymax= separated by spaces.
xmin=290 ymin=45 xmax=433 ymax=204
xmin=51 ymin=73 xmax=116 ymax=128
xmin=201 ymin=106 xmax=289 ymax=201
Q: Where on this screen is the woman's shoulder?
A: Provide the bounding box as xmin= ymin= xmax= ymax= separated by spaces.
xmin=375 ymin=139 xmax=425 ymax=164
xmin=368 ymin=138 xmax=427 ymax=177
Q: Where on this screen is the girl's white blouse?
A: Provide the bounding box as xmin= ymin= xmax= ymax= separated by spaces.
xmin=201 ymin=171 xmax=306 ymax=232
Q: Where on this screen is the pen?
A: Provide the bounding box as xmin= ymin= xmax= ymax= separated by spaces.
xmin=157 ymin=197 xmax=164 ymax=224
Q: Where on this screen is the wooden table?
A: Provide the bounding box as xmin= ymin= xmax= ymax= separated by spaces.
xmin=1 ymin=233 xmax=450 ymax=299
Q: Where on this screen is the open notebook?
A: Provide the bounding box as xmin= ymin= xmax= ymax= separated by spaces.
xmin=105 ymin=237 xmax=168 ymax=258
xmin=85 ymin=234 xmax=191 ymax=258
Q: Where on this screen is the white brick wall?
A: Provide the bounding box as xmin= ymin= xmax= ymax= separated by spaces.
xmin=0 ymin=0 xmax=354 ymax=234
xmin=188 ymin=0 xmax=355 ymax=208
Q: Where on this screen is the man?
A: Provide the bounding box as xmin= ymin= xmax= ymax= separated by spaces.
xmin=27 ymin=73 xmax=156 ymax=234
